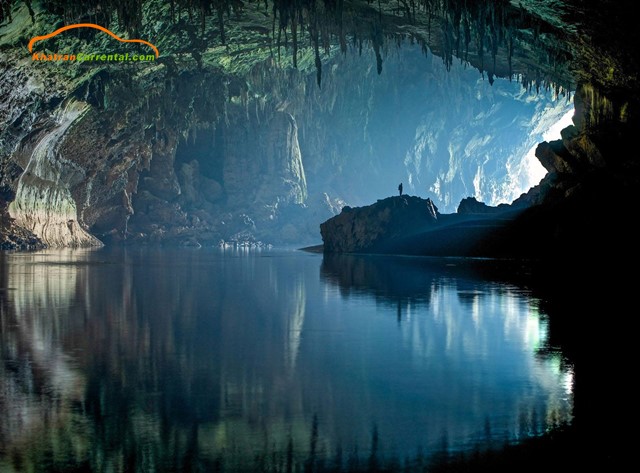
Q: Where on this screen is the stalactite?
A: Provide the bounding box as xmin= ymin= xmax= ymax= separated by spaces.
xmin=292 ymin=13 xmax=299 ymax=67
xmin=451 ymin=3 xmax=461 ymax=59
xmin=507 ymin=31 xmax=513 ymax=79
xmin=442 ymin=16 xmax=452 ymax=71
xmin=338 ymin=0 xmax=346 ymax=54
xmin=312 ymin=25 xmax=322 ymax=86
xmin=26 ymin=0 xmax=571 ymax=94
xmin=214 ymin=5 xmax=222 ymax=42
xmin=372 ymin=22 xmax=383 ymax=74
xmin=427 ymin=0 xmax=432 ymax=40
xmin=0 ymin=0 xmax=12 ymax=24
xmin=462 ymin=10 xmax=470 ymax=62
xmin=277 ymin=16 xmax=283 ymax=63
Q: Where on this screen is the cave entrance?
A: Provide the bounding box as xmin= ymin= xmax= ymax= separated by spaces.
xmin=299 ymin=45 xmax=575 ymax=213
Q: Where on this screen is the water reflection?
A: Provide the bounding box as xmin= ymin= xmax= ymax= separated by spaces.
xmin=320 ymin=255 xmax=573 ymax=448
xmin=0 ymin=249 xmax=573 ymax=472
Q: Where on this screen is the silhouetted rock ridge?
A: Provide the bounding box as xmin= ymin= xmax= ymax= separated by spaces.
xmin=320 ymin=196 xmax=440 ymax=253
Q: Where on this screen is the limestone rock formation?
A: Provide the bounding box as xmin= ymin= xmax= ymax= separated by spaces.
xmin=0 ymin=0 xmax=638 ymax=254
xmin=7 ymin=99 xmax=103 ymax=247
xmin=320 ymin=195 xmax=439 ymax=253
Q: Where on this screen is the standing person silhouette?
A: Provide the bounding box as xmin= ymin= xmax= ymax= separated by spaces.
xmin=398 ymin=183 xmax=403 ymax=196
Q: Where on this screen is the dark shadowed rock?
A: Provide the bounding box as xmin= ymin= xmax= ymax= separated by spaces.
xmin=457 ymin=193 xmax=542 ymax=214
xmin=0 ymin=195 xmax=45 ymax=250
xmin=320 ymin=196 xmax=439 ymax=253
xmin=535 ymin=140 xmax=581 ymax=175
xmin=457 ymin=197 xmax=513 ymax=215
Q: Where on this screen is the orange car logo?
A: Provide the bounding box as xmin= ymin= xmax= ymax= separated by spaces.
xmin=28 ymin=23 xmax=159 ymax=58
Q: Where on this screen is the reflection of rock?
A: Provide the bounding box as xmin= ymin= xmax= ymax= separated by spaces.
xmin=320 ymin=196 xmax=439 ymax=253
xmin=321 ymin=253 xmax=436 ymax=303
xmin=319 ymin=251 xmax=574 ymax=454
xmin=0 ymin=248 xmax=576 ymax=471
xmin=284 ymin=279 xmax=306 ymax=373
xmin=0 ymin=251 xmax=87 ymax=464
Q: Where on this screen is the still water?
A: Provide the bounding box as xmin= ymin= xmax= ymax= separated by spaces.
xmin=0 ymin=248 xmax=573 ymax=472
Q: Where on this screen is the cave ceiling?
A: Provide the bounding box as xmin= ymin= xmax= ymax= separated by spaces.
xmin=2 ymin=0 xmax=637 ymax=117
xmin=3 ymin=0 xmax=631 ymax=92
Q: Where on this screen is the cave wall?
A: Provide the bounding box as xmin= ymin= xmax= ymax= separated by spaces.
xmin=1 ymin=0 xmax=638 ymax=250
xmin=0 ymin=3 xmax=316 ymax=247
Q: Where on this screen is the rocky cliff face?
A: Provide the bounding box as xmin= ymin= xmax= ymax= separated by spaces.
xmin=7 ymin=99 xmax=103 ymax=247
xmin=0 ymin=2 xmax=320 ymax=248
xmin=0 ymin=4 xmax=319 ymax=248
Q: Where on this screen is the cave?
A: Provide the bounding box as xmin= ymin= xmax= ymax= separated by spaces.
xmin=0 ymin=1 xmax=638 ymax=472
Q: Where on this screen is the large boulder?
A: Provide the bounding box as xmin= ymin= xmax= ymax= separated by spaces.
xmin=320 ymin=195 xmax=439 ymax=253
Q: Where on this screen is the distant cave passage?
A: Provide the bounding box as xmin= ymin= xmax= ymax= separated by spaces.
xmin=174 ymin=126 xmax=225 ymax=184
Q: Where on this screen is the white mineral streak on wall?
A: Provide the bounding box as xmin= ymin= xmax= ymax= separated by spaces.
xmin=8 ymin=99 xmax=103 ymax=247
